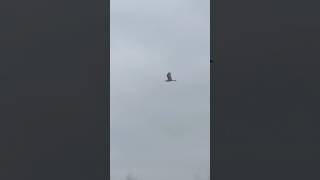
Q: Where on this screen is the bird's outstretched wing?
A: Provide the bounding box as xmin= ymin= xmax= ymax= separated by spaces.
xmin=167 ymin=72 xmax=172 ymax=81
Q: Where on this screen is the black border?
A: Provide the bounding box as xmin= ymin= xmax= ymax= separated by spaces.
xmin=213 ymin=0 xmax=320 ymax=179
xmin=0 ymin=0 xmax=109 ymax=179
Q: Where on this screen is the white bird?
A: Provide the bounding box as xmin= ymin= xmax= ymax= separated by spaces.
xmin=166 ymin=72 xmax=176 ymax=82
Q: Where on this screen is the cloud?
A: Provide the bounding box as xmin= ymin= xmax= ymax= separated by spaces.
xmin=110 ymin=0 xmax=210 ymax=180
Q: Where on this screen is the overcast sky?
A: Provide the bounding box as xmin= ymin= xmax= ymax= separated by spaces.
xmin=110 ymin=0 xmax=210 ymax=180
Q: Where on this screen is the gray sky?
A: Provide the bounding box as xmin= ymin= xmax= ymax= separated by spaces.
xmin=110 ymin=0 xmax=210 ymax=180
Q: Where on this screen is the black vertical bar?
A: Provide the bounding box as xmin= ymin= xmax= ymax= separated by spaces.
xmin=0 ymin=0 xmax=108 ymax=179
xmin=214 ymin=0 xmax=320 ymax=179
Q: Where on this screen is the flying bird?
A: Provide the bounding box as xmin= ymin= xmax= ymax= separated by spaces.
xmin=166 ymin=72 xmax=176 ymax=82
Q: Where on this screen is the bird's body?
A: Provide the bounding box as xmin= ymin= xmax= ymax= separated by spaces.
xmin=166 ymin=72 xmax=176 ymax=82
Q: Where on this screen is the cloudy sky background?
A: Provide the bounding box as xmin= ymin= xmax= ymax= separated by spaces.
xmin=110 ymin=0 xmax=210 ymax=180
